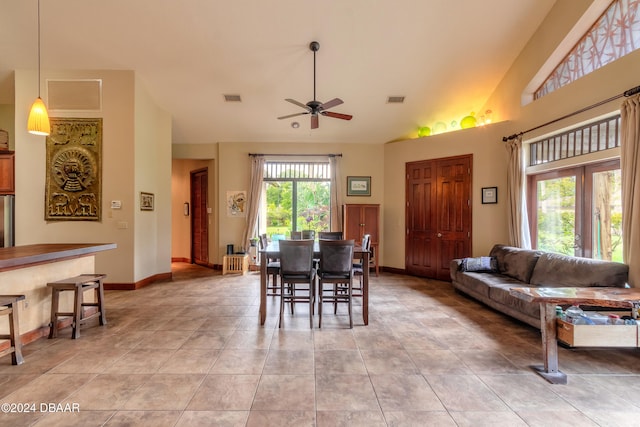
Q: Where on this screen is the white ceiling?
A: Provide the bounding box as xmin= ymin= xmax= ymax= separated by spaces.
xmin=0 ymin=0 xmax=556 ymax=145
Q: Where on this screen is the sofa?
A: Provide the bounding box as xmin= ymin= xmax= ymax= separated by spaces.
xmin=450 ymin=244 xmax=630 ymax=329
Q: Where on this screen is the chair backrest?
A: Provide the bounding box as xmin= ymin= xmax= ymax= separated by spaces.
xmin=301 ymin=230 xmax=315 ymax=240
xmin=361 ymin=234 xmax=371 ymax=252
xmin=290 ymin=231 xmax=302 ymax=240
xmin=278 ymin=240 xmax=315 ymax=275
xmin=318 ymin=231 xmax=343 ymax=240
xmin=259 ymin=233 xmax=268 ymax=250
xmin=319 ymin=239 xmax=354 ymax=275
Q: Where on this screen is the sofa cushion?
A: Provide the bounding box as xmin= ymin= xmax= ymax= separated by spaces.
xmin=529 ymin=252 xmax=628 ymax=287
xmin=489 ymin=244 xmax=542 ymax=283
xmin=460 ymin=256 xmax=498 ymax=272
xmin=488 ymin=282 xmax=541 ymax=319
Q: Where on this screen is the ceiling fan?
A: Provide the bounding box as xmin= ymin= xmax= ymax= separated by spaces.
xmin=277 ymin=41 xmax=353 ymax=129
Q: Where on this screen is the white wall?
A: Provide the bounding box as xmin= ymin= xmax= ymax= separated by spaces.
xmin=13 ymin=69 xmax=172 ymax=284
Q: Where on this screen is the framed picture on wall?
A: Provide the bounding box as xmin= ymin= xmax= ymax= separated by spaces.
xmin=347 ymin=176 xmax=371 ymax=196
xmin=481 ymin=187 xmax=497 ymax=204
xmin=140 ymin=192 xmax=154 ymax=211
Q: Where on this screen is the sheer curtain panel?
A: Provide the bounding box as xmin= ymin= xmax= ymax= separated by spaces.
xmin=621 ymin=94 xmax=640 ymax=287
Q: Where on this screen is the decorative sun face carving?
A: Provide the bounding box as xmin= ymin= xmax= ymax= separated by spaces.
xmin=51 ymin=147 xmax=95 ymax=192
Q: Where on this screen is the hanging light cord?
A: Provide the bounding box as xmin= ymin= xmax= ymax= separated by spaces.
xmin=37 ymin=0 xmax=42 ymax=97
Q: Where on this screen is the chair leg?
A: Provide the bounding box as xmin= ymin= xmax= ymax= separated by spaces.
xmin=279 ymin=281 xmax=285 ymax=328
xmin=318 ymin=283 xmax=323 ymax=328
xmin=309 ymin=279 xmax=314 ymax=329
xmin=72 ymin=286 xmax=82 ymax=339
xmin=8 ymin=302 xmax=24 ymax=365
xmin=348 ymin=285 xmax=353 ymax=329
xmin=48 ymin=288 xmax=59 ymax=339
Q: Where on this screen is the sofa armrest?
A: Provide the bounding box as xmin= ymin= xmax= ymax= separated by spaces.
xmin=450 ymin=259 xmax=463 ymax=281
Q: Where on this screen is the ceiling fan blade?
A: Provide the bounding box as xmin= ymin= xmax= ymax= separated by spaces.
xmin=320 ymin=98 xmax=343 ymax=110
xmin=277 ymin=112 xmax=309 ymax=120
xmin=285 ymin=98 xmax=311 ymax=111
xmin=322 ymin=111 xmax=353 ymax=121
xmin=311 ymin=114 xmax=319 ymax=129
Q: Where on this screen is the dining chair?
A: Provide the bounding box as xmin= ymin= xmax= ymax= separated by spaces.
xmin=318 ymin=231 xmax=343 ymax=240
xmin=290 ymin=231 xmax=302 ymax=240
xmin=301 ymin=230 xmax=315 ymax=240
xmin=317 ymin=239 xmax=355 ymax=328
xmin=259 ymin=234 xmax=280 ymax=296
xmin=352 ymin=233 xmax=370 ymax=297
xmin=278 ymin=239 xmax=316 ymax=328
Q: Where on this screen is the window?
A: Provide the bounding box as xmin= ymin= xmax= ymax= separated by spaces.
xmin=535 ymin=0 xmax=640 ymax=99
xmin=528 ymin=160 xmax=622 ymax=261
xmin=260 ymin=162 xmax=331 ymax=239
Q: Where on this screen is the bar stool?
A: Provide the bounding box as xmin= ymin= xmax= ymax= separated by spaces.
xmin=0 ymin=295 xmax=26 ymax=365
xmin=47 ymin=274 xmax=107 ymax=339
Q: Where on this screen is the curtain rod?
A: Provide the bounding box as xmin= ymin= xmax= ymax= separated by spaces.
xmin=248 ymin=153 xmax=342 ymax=157
xmin=502 ymin=84 xmax=640 ymax=142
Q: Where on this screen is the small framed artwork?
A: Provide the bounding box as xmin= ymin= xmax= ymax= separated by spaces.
xmin=347 ymin=176 xmax=371 ymax=196
xmin=482 ymin=187 xmax=497 ymax=204
xmin=140 ymin=192 xmax=154 ymax=211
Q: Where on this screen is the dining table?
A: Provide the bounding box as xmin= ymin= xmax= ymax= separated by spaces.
xmin=259 ymin=240 xmax=370 ymax=325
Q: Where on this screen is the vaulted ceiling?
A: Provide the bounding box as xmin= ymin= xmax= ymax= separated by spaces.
xmin=0 ymin=0 xmax=556 ymax=144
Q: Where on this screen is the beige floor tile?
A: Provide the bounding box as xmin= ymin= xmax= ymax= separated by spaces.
xmin=407 ymin=349 xmax=473 ymax=375
xmin=516 ymin=410 xmax=599 ymax=426
xmin=187 ymin=374 xmax=260 ymax=410
xmin=456 ymin=349 xmax=522 ymax=374
xmin=313 ymin=329 xmax=358 ymax=350
xmin=369 ymin=374 xmax=444 ymax=411
xmin=314 ymin=349 xmax=367 ymax=374
xmin=157 ymin=348 xmax=218 ymax=374
xmin=27 ymin=410 xmax=114 ymax=427
xmin=63 ymin=373 xmax=150 ymax=410
xmin=251 ymin=374 xmax=315 ymax=411
xmin=479 ymin=374 xmax=575 ymax=411
xmin=360 ymin=348 xmax=419 ymax=374
xmin=449 ymin=410 xmax=529 ymax=426
xmin=135 ymin=330 xmax=194 ymax=350
xmin=103 ymin=410 xmax=182 ymax=426
xmin=48 ymin=348 xmax=128 ymax=374
xmin=176 ymin=410 xmax=249 ymax=427
xmin=315 ymin=373 xmax=379 ymax=411
xmin=269 ymin=329 xmax=314 ymax=350
xmin=121 ymin=373 xmax=204 ymax=410
xmin=426 ymin=374 xmax=509 ymax=412
xmin=3 ymin=373 xmax=95 ymax=405
xmin=383 ymin=411 xmax=457 ymax=427
xmin=263 ymin=349 xmax=314 ymax=374
xmin=316 ymin=410 xmax=386 ymax=427
xmin=224 ymin=329 xmax=274 ymax=349
xmin=245 ymin=410 xmax=316 ymax=427
xmin=102 ymin=348 xmax=174 ymax=374
xmin=209 ymin=348 xmax=267 ymax=374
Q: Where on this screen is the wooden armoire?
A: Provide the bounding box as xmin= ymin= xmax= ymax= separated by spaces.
xmin=343 ymin=203 xmax=380 ymax=275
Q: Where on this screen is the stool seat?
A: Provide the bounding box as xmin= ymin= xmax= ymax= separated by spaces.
xmin=47 ymin=274 xmax=107 ymax=339
xmin=0 ymin=294 xmax=26 ymax=365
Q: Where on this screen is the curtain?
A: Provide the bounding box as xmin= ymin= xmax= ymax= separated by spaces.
xmin=505 ymin=134 xmax=532 ymax=249
xmin=620 ymin=94 xmax=640 ymax=287
xmin=241 ymin=156 xmax=265 ymax=251
xmin=329 ymin=155 xmax=343 ymax=231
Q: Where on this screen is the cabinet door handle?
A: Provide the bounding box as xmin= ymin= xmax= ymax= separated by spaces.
xmin=437 ymin=232 xmax=442 ymax=238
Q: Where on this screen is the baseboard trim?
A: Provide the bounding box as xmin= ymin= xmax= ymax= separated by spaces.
xmin=171 ymin=257 xmax=190 ymax=263
xmin=104 ymin=272 xmax=172 ymax=291
xmin=381 ymin=266 xmax=405 ymax=275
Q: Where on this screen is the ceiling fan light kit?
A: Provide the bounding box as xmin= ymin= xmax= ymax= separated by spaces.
xmin=277 ymin=41 xmax=353 ymax=129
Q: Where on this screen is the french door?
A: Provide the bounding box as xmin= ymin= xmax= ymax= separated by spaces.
xmin=528 ymin=159 xmax=622 ymax=261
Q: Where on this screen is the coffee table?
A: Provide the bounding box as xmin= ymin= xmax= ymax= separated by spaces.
xmin=510 ymin=287 xmax=640 ymax=384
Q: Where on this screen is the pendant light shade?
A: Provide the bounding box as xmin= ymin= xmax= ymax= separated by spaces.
xmin=27 ymin=97 xmax=50 ymax=135
xmin=27 ymin=0 xmax=50 ymax=136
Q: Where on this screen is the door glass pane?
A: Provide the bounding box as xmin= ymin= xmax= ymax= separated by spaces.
xmin=295 ymin=181 xmax=330 ymax=234
xmin=264 ymin=181 xmax=292 ymax=240
xmin=591 ymin=169 xmax=623 ymax=261
xmin=536 ymin=176 xmax=577 ymax=255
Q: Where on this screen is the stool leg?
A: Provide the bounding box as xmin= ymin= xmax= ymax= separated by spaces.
xmin=8 ymin=302 xmax=24 ymax=365
xmin=72 ymin=285 xmax=82 ymax=339
xmin=97 ymin=280 xmax=107 ymax=326
xmin=49 ymin=289 xmax=59 ymax=339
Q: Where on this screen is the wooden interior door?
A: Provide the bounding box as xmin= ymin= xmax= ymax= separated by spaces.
xmin=191 ymin=168 xmax=208 ymax=266
xmin=406 ymin=155 xmax=472 ymax=280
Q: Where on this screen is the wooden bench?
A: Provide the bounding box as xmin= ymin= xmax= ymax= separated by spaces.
xmin=0 ymin=295 xmax=26 ymax=365
xmin=47 ymin=274 xmax=107 ymax=339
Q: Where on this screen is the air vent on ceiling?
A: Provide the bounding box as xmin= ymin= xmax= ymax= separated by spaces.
xmin=387 ymin=96 xmax=405 ymax=104
xmin=224 ymin=94 xmax=242 ymax=102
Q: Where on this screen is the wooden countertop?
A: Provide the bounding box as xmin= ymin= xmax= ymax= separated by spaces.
xmin=0 ymin=243 xmax=117 ymax=272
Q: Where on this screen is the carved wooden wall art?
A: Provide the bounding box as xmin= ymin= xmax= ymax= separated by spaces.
xmin=45 ymin=118 xmax=102 ymax=221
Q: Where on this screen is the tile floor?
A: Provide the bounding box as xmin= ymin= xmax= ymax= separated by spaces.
xmin=2 ymin=263 xmax=640 ymax=426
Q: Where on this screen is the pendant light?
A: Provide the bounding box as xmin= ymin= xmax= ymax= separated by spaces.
xmin=27 ymin=0 xmax=50 ymax=136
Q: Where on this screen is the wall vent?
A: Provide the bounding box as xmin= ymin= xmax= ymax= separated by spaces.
xmin=47 ymin=79 xmax=102 ymax=111
xmin=224 ymin=94 xmax=242 ymax=102
xmin=387 ymin=96 xmax=405 ymax=103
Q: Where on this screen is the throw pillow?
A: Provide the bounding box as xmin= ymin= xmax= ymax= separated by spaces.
xmin=460 ymin=256 xmax=498 ymax=272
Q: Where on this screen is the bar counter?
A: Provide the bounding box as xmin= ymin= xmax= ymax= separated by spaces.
xmin=0 ymin=243 xmax=116 ymax=345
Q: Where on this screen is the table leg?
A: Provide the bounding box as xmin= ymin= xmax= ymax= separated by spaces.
xmin=532 ymin=302 xmax=567 ymax=384
xmin=362 ymin=251 xmax=369 ymax=325
xmin=259 ymin=252 xmax=267 ymax=325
